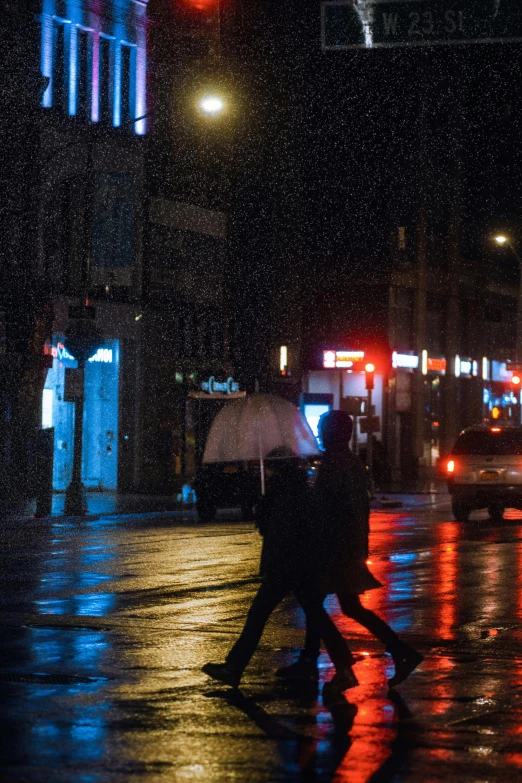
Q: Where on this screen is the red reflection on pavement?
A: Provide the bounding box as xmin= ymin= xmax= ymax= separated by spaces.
xmin=331 ymin=658 xmax=395 ymax=781
xmin=433 ymin=522 xmax=461 ymax=640
xmin=504 ymin=754 xmax=522 ymax=768
xmin=327 ymin=513 xmax=408 ymax=781
xmin=361 ymin=512 xmax=402 ymax=619
xmin=422 ymin=654 xmax=456 ymax=716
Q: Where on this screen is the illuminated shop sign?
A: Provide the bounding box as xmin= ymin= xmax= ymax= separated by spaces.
xmin=201 ymin=376 xmax=240 ymax=395
xmin=323 ymin=350 xmax=365 ymax=368
xmin=44 ymin=343 xmax=113 ymax=364
xmin=492 ymin=361 xmax=514 ymax=382
xmin=392 ymin=352 xmax=419 ymax=370
xmin=88 ymin=348 xmax=113 ymax=364
xmin=455 ymin=357 xmax=476 ymax=377
xmin=427 ymin=357 xmax=446 ymax=374
xmin=44 ymin=342 xmax=75 ymax=362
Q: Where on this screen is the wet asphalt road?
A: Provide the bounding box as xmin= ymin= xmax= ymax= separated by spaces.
xmin=2 ymin=500 xmax=522 ymax=781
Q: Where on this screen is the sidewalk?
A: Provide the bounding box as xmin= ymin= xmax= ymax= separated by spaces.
xmin=1 ymin=481 xmax=451 ymax=523
xmin=371 ymin=480 xmax=449 ymax=510
xmin=2 ymin=492 xmax=189 ymax=522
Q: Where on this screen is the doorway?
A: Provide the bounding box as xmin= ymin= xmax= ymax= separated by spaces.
xmin=42 ymin=339 xmax=120 ymax=490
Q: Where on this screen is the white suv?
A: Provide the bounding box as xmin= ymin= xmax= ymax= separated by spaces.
xmin=447 ymin=425 xmax=522 ymax=521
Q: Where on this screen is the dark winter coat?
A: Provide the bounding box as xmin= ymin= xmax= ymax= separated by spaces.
xmin=256 ymin=463 xmax=318 ymax=588
xmin=314 ymin=443 xmax=381 ymax=595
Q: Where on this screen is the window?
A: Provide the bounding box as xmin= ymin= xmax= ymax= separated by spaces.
xmin=452 ymin=429 xmax=522 ymax=456
xmin=43 ymin=182 xmax=72 ymax=293
xmin=52 ymin=19 xmax=67 ymax=113
xmin=120 ymin=43 xmax=134 ymax=124
xmin=92 ymin=173 xmax=136 ymax=269
xmin=199 ymin=311 xmax=223 ymax=358
xmin=180 ymin=310 xmax=196 ymax=358
xmin=76 ymin=27 xmax=92 ymax=119
xmin=99 ymin=36 xmax=112 ymax=124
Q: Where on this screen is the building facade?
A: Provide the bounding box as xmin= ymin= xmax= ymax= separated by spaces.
xmin=267 ymin=243 xmax=521 ymax=487
xmin=0 ymin=0 xmax=236 ymax=510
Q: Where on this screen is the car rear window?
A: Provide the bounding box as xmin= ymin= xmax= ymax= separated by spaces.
xmin=452 ymin=430 xmax=522 ymax=456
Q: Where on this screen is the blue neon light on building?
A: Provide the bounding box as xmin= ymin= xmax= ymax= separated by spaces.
xmin=39 ymin=0 xmax=148 ymax=135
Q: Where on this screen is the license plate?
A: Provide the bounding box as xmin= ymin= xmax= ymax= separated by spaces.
xmin=481 ymin=471 xmax=499 ymax=481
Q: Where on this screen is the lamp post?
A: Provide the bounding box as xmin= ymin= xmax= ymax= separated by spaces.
xmin=494 ymin=235 xmax=522 ymax=362
xmin=63 ymin=316 xmax=103 ymax=515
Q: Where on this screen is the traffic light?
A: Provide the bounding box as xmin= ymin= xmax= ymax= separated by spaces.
xmin=365 ymin=363 xmax=375 ymax=390
xmin=512 ymin=373 xmax=521 ymax=387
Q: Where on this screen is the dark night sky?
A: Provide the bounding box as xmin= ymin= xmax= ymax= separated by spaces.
xmin=226 ymin=0 xmax=522 ymax=277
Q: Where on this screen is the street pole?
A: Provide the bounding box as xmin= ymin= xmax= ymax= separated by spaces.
xmin=64 ymin=359 xmax=86 ymax=515
xmin=513 ymin=246 xmax=522 ymax=424
xmin=64 ymin=141 xmax=103 ymax=515
xmin=364 ymin=363 xmax=375 ymax=497
xmin=513 ymin=246 xmax=522 ymax=364
xmin=367 ymin=386 xmax=374 ymax=482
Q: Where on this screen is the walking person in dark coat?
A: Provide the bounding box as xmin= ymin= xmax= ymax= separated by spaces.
xmin=277 ymin=412 xmax=423 ymax=689
xmin=202 ymin=448 xmax=359 ymax=699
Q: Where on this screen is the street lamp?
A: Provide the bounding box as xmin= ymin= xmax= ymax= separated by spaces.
xmin=197 ymin=94 xmax=226 ymax=116
xmin=493 ymin=234 xmax=522 ymax=362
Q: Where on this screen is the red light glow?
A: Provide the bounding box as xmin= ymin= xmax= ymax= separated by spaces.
xmin=490 ymin=427 xmax=502 ymax=433
xmin=183 ymin=0 xmax=219 ymax=9
xmin=365 ymin=363 xmax=375 ymax=373
xmin=447 ymin=459 xmax=455 ymax=473
xmin=513 ymin=374 xmax=521 ymax=385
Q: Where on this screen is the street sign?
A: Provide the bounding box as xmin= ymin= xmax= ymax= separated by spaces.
xmin=341 ymin=396 xmax=375 ymax=416
xmin=321 ymin=1 xmax=522 ymax=50
xmin=359 ymin=415 xmax=381 ymax=434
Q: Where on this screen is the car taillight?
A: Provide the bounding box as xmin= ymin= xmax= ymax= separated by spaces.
xmin=447 ymin=459 xmax=455 ymax=473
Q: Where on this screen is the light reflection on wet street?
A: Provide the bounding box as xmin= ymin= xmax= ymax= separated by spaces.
xmin=3 ymin=503 xmax=522 ymax=780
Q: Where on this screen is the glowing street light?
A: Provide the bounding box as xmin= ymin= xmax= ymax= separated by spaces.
xmin=492 ymin=233 xmax=522 ymax=372
xmin=197 ymin=94 xmax=226 ymax=116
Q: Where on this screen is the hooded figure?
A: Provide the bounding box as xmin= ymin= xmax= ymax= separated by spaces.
xmin=276 ymin=411 xmax=424 ymax=689
xmin=315 ymin=411 xmax=380 ymax=594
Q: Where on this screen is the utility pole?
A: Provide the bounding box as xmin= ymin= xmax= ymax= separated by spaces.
xmin=412 ymin=59 xmax=429 ymax=482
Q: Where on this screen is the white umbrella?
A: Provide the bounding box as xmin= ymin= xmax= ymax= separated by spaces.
xmin=202 ymin=393 xmax=320 ymax=494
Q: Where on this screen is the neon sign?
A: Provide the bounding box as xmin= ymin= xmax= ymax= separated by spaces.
xmin=392 ymin=352 xmax=419 ymax=369
xmin=323 ymin=350 xmax=365 ymax=368
xmin=44 ymin=342 xmax=75 ymax=361
xmin=201 ymin=376 xmax=240 ymax=395
xmin=427 ymin=357 xmax=446 ymax=374
xmin=88 ymin=348 xmax=113 ymax=364
xmin=44 ymin=343 xmax=113 ymax=363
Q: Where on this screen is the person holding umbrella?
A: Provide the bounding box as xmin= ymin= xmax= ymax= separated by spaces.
xmin=276 ymin=411 xmax=424 ymax=689
xmin=202 ymin=448 xmax=359 ymax=701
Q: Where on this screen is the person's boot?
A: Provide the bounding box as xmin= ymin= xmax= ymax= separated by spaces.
xmin=275 ymin=655 xmax=319 ymax=682
xmin=322 ymin=667 xmax=359 ymax=704
xmin=202 ymin=662 xmax=241 ymax=688
xmin=388 ymin=645 xmax=424 ymax=688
